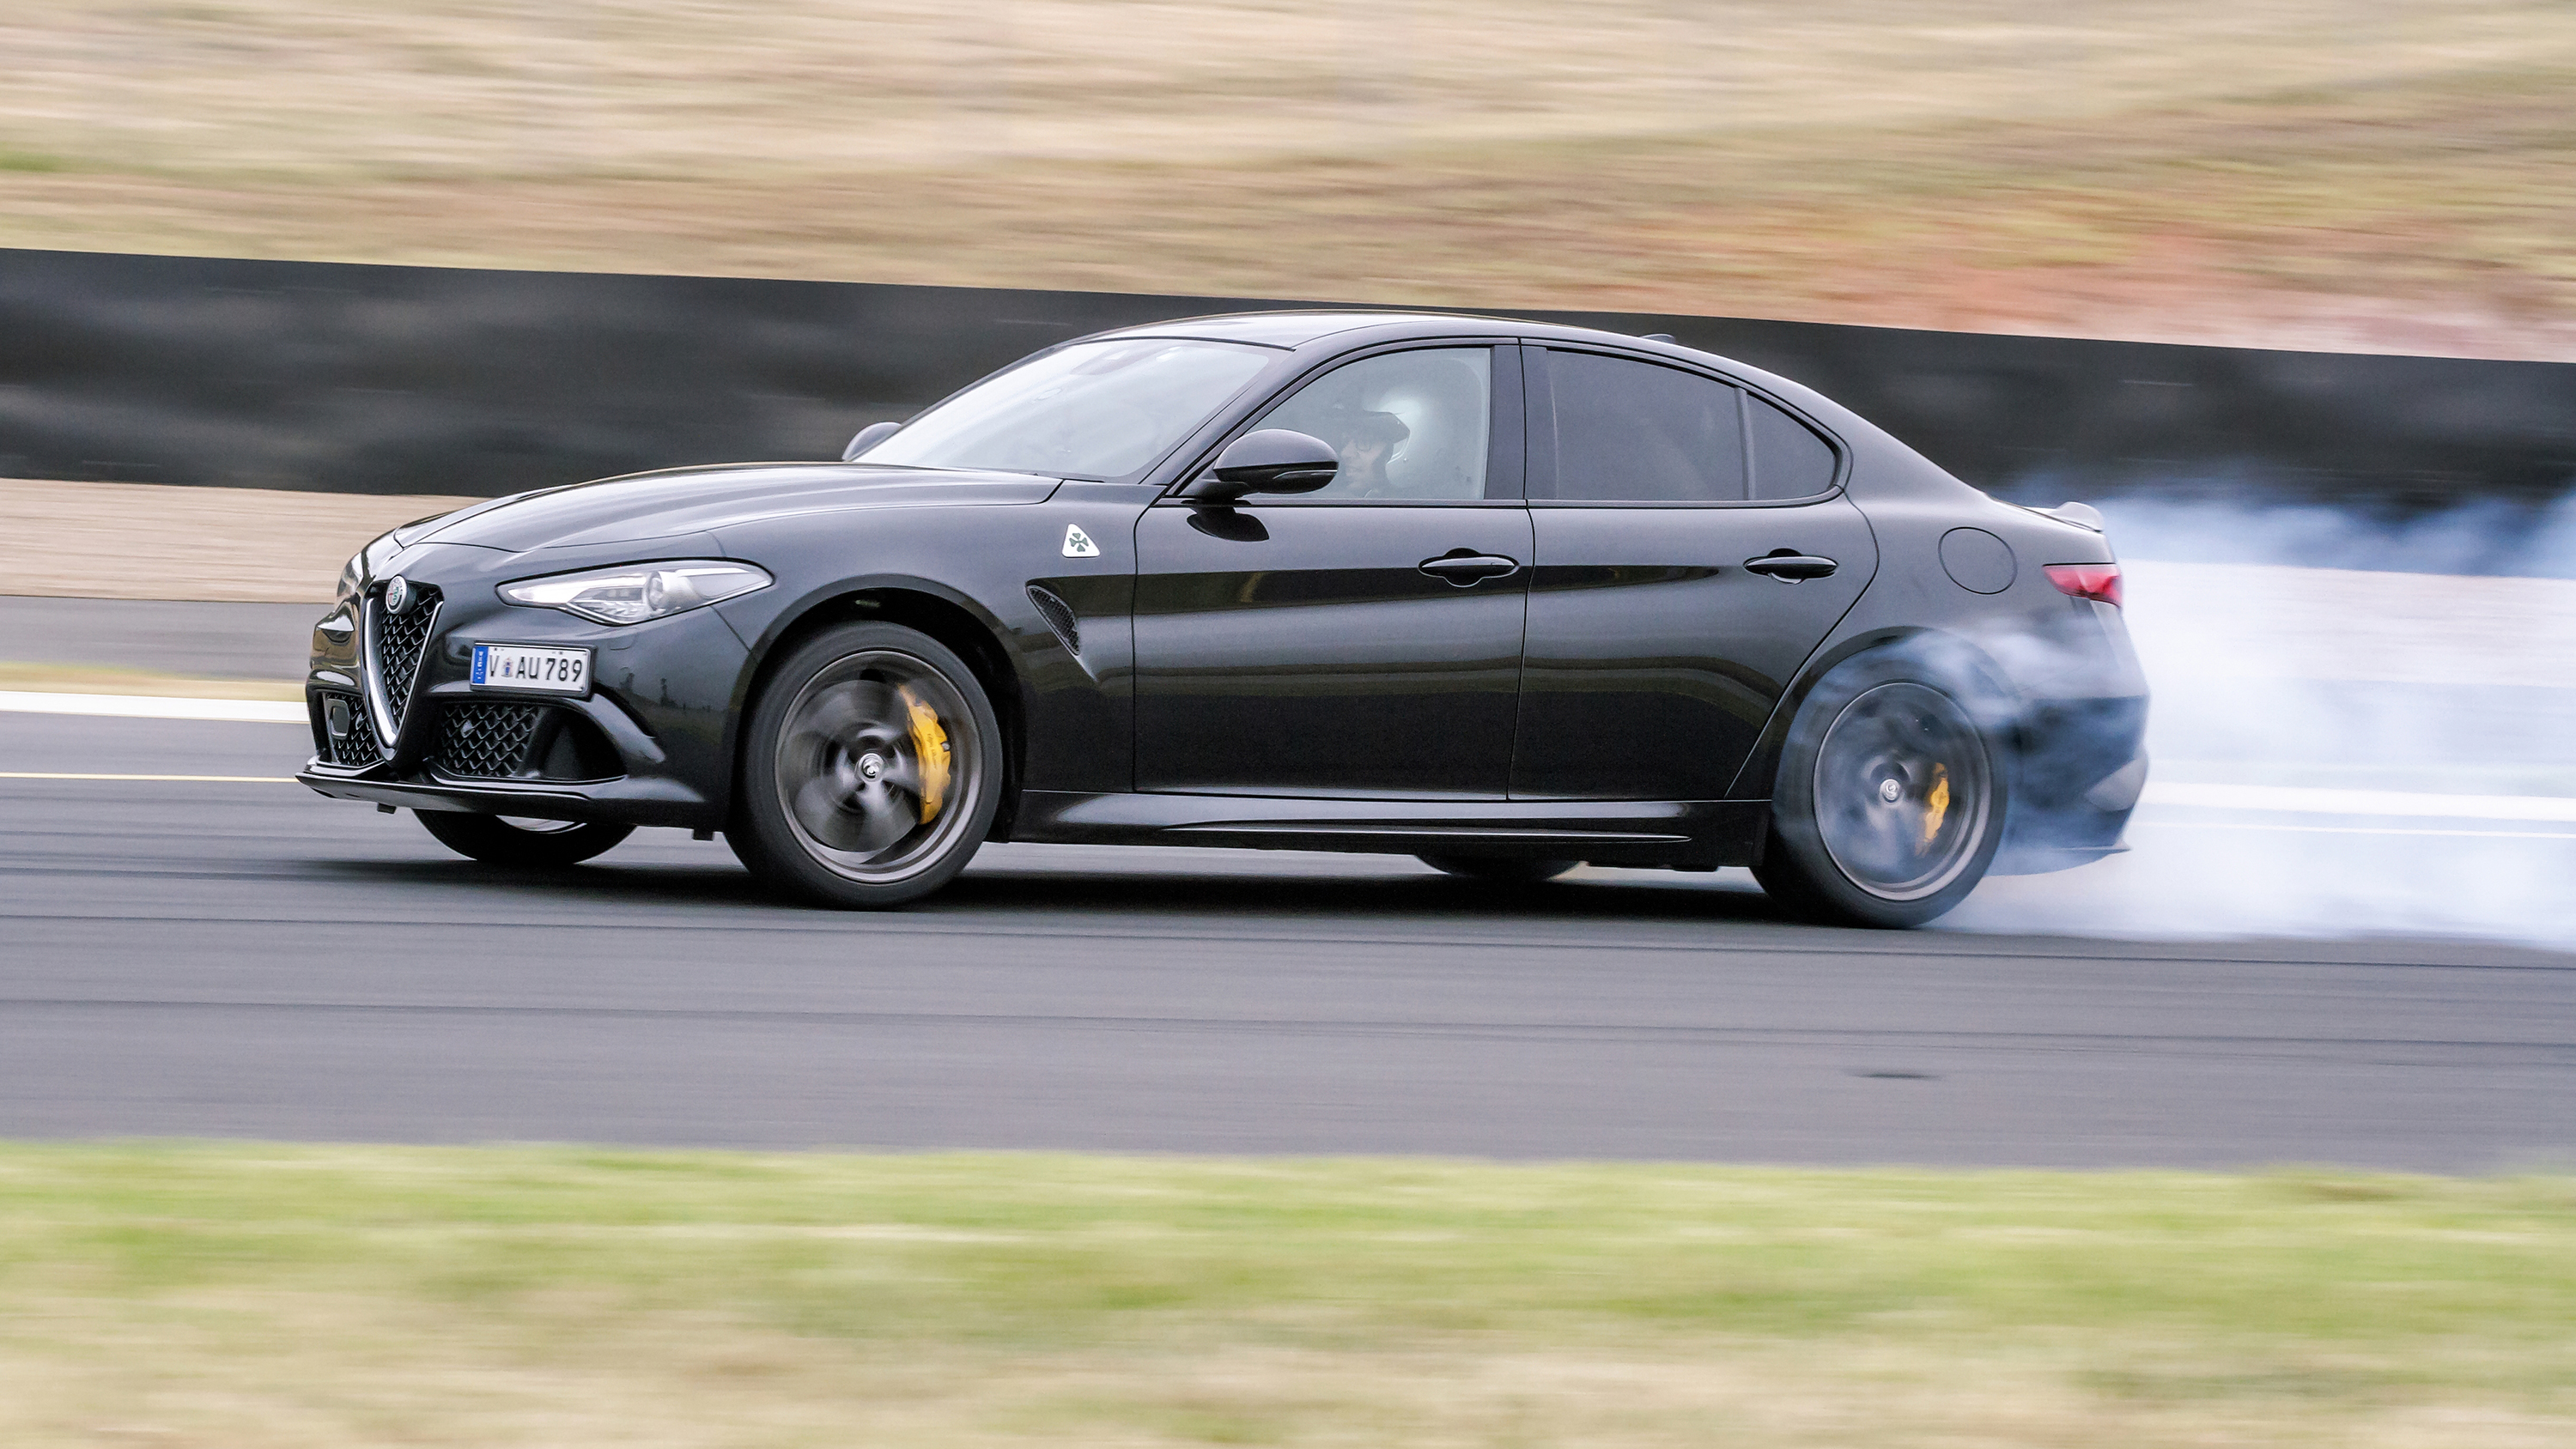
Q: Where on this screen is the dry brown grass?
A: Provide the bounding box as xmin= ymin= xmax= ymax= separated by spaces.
xmin=4 ymin=2 xmax=2573 ymax=357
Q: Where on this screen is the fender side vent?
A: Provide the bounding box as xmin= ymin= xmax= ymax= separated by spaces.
xmin=1026 ymin=585 xmax=1081 ymax=657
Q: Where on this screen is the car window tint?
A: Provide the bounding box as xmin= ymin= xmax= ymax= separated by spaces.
xmin=1747 ymin=393 xmax=1838 ymax=499
xmin=863 ymin=338 xmax=1274 ymax=479
xmin=1255 ymin=348 xmax=1492 ymax=500
xmin=1543 ymin=351 xmax=1747 ymax=502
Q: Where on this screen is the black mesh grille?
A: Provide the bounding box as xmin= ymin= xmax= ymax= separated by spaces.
xmin=432 ymin=701 xmax=547 ymax=779
xmin=1027 ymin=584 xmax=1081 ymax=657
xmin=319 ymin=691 xmax=382 ymax=767
xmin=369 ymin=585 xmax=442 ymax=727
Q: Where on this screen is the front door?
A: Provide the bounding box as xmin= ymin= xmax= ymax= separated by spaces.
xmin=1133 ymin=344 xmax=1531 ymax=797
xmin=1510 ymin=345 xmax=1878 ymax=800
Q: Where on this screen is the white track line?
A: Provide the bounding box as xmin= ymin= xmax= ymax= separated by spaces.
xmin=0 ymin=691 xmax=305 ymax=723
xmin=2142 ymin=781 xmax=2576 ymax=822
xmin=2136 ymin=820 xmax=2576 ymax=840
xmin=0 ymin=772 xmax=295 ymax=783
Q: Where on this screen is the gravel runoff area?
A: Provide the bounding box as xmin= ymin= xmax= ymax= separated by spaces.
xmin=0 ymin=478 xmax=476 ymax=605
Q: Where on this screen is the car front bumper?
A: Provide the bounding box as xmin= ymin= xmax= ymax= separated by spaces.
xmin=299 ymin=542 xmax=750 ymax=832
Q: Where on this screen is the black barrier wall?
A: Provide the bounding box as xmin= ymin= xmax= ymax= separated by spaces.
xmin=3 ymin=247 xmax=2571 ymax=508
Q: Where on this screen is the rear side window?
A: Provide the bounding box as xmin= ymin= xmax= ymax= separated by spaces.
xmin=1747 ymin=393 xmax=1838 ymax=499
xmin=1540 ymin=351 xmax=1746 ymax=502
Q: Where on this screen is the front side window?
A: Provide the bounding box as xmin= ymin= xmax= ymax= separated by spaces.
xmin=1251 ymin=348 xmax=1494 ymax=500
xmin=860 ymin=338 xmax=1275 ymax=480
xmin=1541 ymin=350 xmax=1747 ymax=502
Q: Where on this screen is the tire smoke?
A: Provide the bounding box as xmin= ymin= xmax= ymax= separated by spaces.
xmin=1945 ymin=487 xmax=2576 ymax=949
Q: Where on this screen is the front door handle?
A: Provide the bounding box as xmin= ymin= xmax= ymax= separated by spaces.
xmin=1418 ymin=551 xmax=1522 ymax=586
xmin=1742 ymin=551 xmax=1838 ymax=582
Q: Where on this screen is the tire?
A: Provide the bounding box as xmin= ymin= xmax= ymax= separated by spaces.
xmin=1417 ymin=855 xmax=1577 ymax=884
xmin=729 ymin=621 xmax=1002 ymax=909
xmin=1753 ymin=648 xmax=2006 ymax=929
xmin=416 ymin=810 xmax=635 ymax=867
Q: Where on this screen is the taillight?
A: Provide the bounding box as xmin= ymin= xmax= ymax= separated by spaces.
xmin=2044 ymin=563 xmax=2123 ymax=607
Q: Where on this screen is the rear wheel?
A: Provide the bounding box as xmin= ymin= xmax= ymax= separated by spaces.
xmin=730 ymin=621 xmax=1001 ymax=909
xmin=416 ymin=810 xmax=634 ymax=867
xmin=1753 ymin=650 xmax=2004 ymax=928
xmin=1417 ymin=855 xmax=1577 ymax=884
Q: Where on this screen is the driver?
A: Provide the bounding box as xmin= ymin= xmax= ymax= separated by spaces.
xmin=1332 ymin=409 xmax=1410 ymax=498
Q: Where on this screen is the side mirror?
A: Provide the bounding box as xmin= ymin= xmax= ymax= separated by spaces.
xmin=1183 ymin=429 xmax=1339 ymax=504
xmin=841 ymin=421 xmax=902 ymax=461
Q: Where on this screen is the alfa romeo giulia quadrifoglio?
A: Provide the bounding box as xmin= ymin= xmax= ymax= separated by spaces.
xmin=300 ymin=312 xmax=2148 ymax=927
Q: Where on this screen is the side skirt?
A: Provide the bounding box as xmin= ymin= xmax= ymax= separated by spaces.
xmin=1012 ymin=791 xmax=1767 ymax=868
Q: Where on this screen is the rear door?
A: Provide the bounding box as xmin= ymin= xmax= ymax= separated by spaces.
xmin=1133 ymin=344 xmax=1532 ymax=797
xmin=1510 ymin=344 xmax=1876 ymax=801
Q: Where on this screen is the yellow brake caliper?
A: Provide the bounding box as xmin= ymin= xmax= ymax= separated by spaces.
xmin=1918 ymin=764 xmax=1951 ymax=850
xmin=898 ymin=686 xmax=951 ymax=823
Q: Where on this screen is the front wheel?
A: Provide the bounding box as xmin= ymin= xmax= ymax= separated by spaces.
xmin=416 ymin=810 xmax=635 ymax=867
xmin=1753 ymin=650 xmax=2005 ymax=928
xmin=729 ymin=621 xmax=1002 ymax=909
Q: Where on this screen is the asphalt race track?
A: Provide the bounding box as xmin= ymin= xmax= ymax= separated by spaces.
xmin=5 ymin=703 xmax=2572 ymax=1173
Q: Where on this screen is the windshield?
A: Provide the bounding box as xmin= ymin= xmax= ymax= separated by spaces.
xmin=859 ymin=338 xmax=1277 ymax=479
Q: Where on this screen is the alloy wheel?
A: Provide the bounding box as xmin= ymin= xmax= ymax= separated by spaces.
xmin=1811 ymin=681 xmax=1992 ymax=901
xmin=771 ymin=648 xmax=982 ymax=885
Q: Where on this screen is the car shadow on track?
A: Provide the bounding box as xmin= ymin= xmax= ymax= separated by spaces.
xmin=309 ymin=852 xmax=1795 ymax=928
xmin=933 ymin=867 xmax=1791 ymax=928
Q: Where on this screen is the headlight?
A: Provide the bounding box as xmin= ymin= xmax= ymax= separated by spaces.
xmin=499 ymin=561 xmax=773 ymax=626
xmin=337 ymin=549 xmax=364 ymax=604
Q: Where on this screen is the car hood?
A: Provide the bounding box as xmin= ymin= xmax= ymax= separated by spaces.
xmin=410 ymin=464 xmax=1063 ymax=553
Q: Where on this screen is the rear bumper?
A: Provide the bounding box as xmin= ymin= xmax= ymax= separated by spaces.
xmin=1992 ymin=694 xmax=2148 ymax=876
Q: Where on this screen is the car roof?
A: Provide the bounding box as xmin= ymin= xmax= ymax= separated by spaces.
xmin=1084 ymin=310 xmax=1527 ymax=349
xmin=1084 ymin=308 xmax=1779 ymax=361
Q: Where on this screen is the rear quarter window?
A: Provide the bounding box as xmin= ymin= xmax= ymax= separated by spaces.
xmin=1747 ymin=393 xmax=1839 ymax=500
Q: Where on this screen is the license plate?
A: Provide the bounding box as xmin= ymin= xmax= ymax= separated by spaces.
xmin=471 ymin=642 xmax=592 ymax=694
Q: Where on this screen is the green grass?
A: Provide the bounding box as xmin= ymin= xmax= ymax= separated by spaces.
xmin=2 ymin=1146 xmax=2570 ymax=1445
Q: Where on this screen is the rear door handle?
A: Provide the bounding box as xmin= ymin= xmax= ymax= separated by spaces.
xmin=1418 ymin=551 xmax=1522 ymax=586
xmin=1742 ymin=552 xmax=1838 ymax=581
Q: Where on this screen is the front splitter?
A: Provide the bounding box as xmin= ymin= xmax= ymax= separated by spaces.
xmin=298 ymin=762 xmax=714 ymax=830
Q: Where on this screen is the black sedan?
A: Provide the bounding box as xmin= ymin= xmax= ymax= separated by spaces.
xmin=301 ymin=311 xmax=2148 ymax=927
